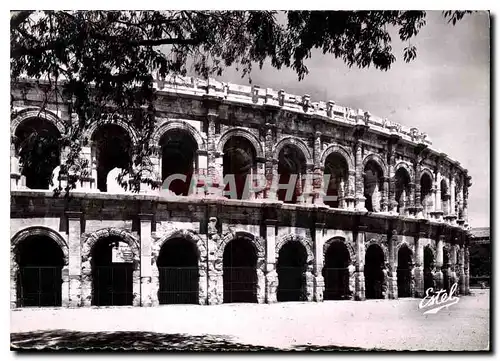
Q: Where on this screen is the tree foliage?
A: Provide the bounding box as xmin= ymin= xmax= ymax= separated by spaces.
xmin=10 ymin=10 xmax=471 ymax=193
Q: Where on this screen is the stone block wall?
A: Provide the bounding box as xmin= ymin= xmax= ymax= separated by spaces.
xmin=10 ymin=192 xmax=472 ymax=309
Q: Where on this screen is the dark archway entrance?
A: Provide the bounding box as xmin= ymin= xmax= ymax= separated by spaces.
xmin=323 ymin=241 xmax=351 ymax=300
xmin=223 ymin=137 xmax=256 ymax=200
xmin=277 ymin=145 xmax=306 ymax=204
xmin=157 ymin=238 xmax=199 ymax=304
xmin=420 ymin=173 xmax=433 ymax=218
xmin=16 ymin=235 xmax=64 ymax=307
xmin=424 ymin=246 xmax=435 ymax=293
xmin=91 ymin=236 xmax=134 ymax=306
xmin=364 ymin=244 xmax=385 ymax=299
xmin=397 ymin=245 xmax=413 ymax=298
xmin=92 ymin=124 xmax=133 ymax=192
xmin=15 ymin=118 xmax=61 ymax=190
xmin=277 ymin=242 xmax=307 ymax=302
xmin=395 ymin=168 xmax=411 ymax=215
xmin=223 ymin=238 xmax=257 ymax=303
xmin=160 ymin=130 xmax=198 ymax=196
xmin=324 ymin=153 xmax=348 ymax=209
xmin=364 ymin=161 xmax=383 ymax=212
xmin=441 ymin=179 xmax=450 ymax=215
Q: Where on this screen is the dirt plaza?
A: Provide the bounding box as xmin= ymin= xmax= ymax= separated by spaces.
xmin=11 ymin=289 xmax=489 ymax=351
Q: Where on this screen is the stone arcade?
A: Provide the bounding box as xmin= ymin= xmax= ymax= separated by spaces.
xmin=10 ymin=76 xmax=472 ymax=308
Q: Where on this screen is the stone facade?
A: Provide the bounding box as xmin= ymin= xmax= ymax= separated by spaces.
xmin=10 ymin=76 xmax=472 ymax=308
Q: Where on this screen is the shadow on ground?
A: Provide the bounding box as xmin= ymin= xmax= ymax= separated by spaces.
xmin=11 ymin=330 xmax=387 ymax=352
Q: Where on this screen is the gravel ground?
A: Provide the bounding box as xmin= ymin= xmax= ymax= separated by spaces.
xmin=11 ymin=290 xmax=490 ymax=351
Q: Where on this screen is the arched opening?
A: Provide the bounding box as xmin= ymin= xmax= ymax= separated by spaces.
xmin=441 ymin=179 xmax=449 ymax=215
xmin=16 ymin=235 xmax=64 ymax=307
xmin=223 ymin=136 xmax=257 ymax=200
xmin=277 ymin=241 xmax=307 ymax=302
xmin=92 ymin=124 xmax=133 ymax=192
xmin=364 ymin=244 xmax=386 ymax=299
xmin=160 ymin=129 xmax=198 ymax=196
xmin=324 ymin=153 xmax=348 ymax=208
xmin=397 ymin=245 xmax=413 ymax=298
xmin=157 ymin=238 xmax=199 ymax=304
xmin=91 ymin=236 xmax=134 ymax=306
xmin=443 ymin=249 xmax=451 ymax=293
xmin=223 ymin=238 xmax=257 ymax=303
xmin=15 ymin=117 xmax=61 ymax=189
xmin=395 ymin=168 xmax=411 ymax=215
xmin=364 ymin=161 xmax=383 ymax=212
xmin=323 ymin=241 xmax=351 ymax=300
xmin=420 ymin=173 xmax=433 ymax=217
xmin=277 ymin=145 xmax=307 ymax=204
xmin=423 ymin=245 xmax=435 ymax=294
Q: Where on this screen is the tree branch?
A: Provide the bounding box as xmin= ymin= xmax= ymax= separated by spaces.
xmin=10 ymin=10 xmax=35 ymax=30
xmin=91 ymin=33 xmax=199 ymax=46
xmin=12 ymin=32 xmax=199 ymax=59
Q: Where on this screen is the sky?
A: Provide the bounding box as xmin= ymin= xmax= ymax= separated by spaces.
xmin=215 ymin=11 xmax=490 ymax=228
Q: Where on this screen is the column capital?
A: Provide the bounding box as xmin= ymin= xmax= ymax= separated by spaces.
xmin=65 ymin=211 xmax=82 ymax=220
xmin=264 ymin=219 xmax=277 ymax=226
xmin=138 ymin=213 xmax=154 ymax=220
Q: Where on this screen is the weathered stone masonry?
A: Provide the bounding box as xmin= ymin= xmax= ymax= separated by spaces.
xmin=10 ymin=76 xmax=472 ymax=308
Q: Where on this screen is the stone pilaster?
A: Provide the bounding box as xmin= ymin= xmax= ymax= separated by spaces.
xmin=61 ymin=266 xmax=70 ymax=308
xmin=381 ymin=176 xmax=389 ymax=213
xmin=387 ymin=230 xmax=398 ymax=299
xmin=354 ymin=141 xmax=366 ymax=211
xmin=10 ymin=252 xmax=18 ymax=308
xmin=348 ymin=262 xmax=356 ymax=299
xmin=314 ymin=223 xmax=325 ymax=302
xmin=346 ymin=170 xmax=356 ymax=210
xmin=256 ymin=258 xmax=266 ymax=304
xmin=415 ymin=163 xmax=423 ymax=218
xmin=66 ymin=211 xmax=82 ymax=307
xmin=207 ymin=217 xmax=223 ymax=305
xmin=206 ymin=109 xmax=220 ymax=189
xmin=435 ymin=168 xmax=442 ymax=213
xmin=265 ymin=219 xmax=278 ymax=303
xmin=305 ymin=264 xmax=315 ymax=302
xmin=450 ymin=244 xmax=458 ymax=288
xmin=79 ymin=145 xmax=95 ymax=190
xmin=314 ymin=165 xmax=325 ymax=206
xmin=388 ymin=149 xmax=397 ymax=213
xmin=139 ymin=214 xmax=153 ymax=306
xmin=408 ymin=182 xmax=416 ymax=217
xmin=413 ymin=233 xmax=424 ymax=297
xmin=450 ymin=174 xmax=456 ymax=216
xmin=435 ymin=236 xmax=444 ymax=290
xmin=458 ymin=244 xmax=466 ymax=295
xmin=10 ymin=136 xmax=21 ymax=189
xmin=312 ymin=132 xmax=324 ymax=205
xmin=267 ymin=160 xmax=279 ymax=200
xmin=354 ymin=224 xmax=366 ymax=300
xmin=463 ymin=178 xmax=470 ymax=225
xmin=264 ymin=123 xmax=274 ymax=199
xmin=464 ymin=245 xmax=470 ymax=295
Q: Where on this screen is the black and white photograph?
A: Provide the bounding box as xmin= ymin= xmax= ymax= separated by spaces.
xmin=7 ymin=7 xmax=491 ymax=352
